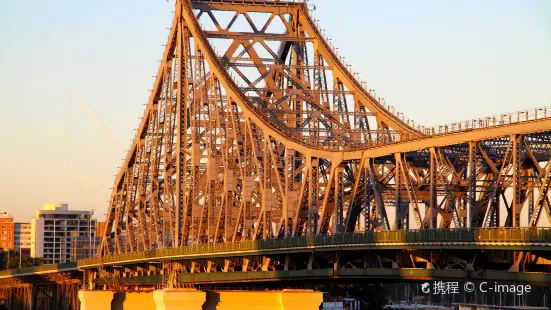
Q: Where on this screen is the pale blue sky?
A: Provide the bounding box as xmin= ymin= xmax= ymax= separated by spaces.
xmin=0 ymin=0 xmax=549 ymax=222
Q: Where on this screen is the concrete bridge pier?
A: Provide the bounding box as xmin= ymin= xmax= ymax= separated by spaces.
xmin=153 ymin=289 xmax=206 ymax=310
xmin=79 ymin=289 xmax=206 ymax=310
xmin=78 ymin=290 xmax=114 ymax=310
xmin=113 ymin=292 xmax=156 ymax=310
xmin=279 ymin=290 xmax=323 ymax=310
xmin=79 ymin=289 xmax=322 ymax=310
xmin=204 ymin=290 xmax=323 ymax=310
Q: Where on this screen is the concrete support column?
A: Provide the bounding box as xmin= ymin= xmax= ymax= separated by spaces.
xmin=280 ymin=290 xmax=323 ymax=310
xmin=208 ymin=290 xmax=323 ymax=310
xmin=153 ymin=289 xmax=206 ymax=310
xmin=214 ymin=291 xmax=281 ymax=310
xmin=125 ymin=292 xmax=156 ymax=309
xmin=113 ymin=292 xmax=155 ymax=310
xmin=78 ymin=290 xmax=114 ymax=310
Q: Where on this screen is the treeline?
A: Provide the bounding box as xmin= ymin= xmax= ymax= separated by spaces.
xmin=0 ymin=248 xmax=43 ymax=270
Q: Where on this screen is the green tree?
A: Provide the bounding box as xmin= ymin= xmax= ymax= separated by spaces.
xmin=22 ymin=257 xmax=43 ymax=268
xmin=0 ymin=248 xmax=43 ymax=270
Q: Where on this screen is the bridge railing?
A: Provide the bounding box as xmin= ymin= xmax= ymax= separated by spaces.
xmin=79 ymin=228 xmax=551 ymax=267
xmin=418 ymin=106 xmax=551 ymax=136
xmin=243 ymin=104 xmax=551 ymax=152
xmin=0 ymin=262 xmax=77 ymax=278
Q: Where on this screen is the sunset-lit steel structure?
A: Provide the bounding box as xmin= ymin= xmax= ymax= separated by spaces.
xmin=98 ymin=0 xmax=551 ymax=265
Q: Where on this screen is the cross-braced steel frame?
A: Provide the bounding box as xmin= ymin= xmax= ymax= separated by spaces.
xmin=100 ymin=0 xmax=551 ymax=265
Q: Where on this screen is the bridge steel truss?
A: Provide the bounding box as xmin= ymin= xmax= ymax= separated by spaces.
xmin=100 ymin=0 xmax=551 ymax=276
xmin=0 ymin=270 xmax=81 ymax=310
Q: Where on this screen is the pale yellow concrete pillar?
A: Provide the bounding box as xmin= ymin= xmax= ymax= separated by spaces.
xmin=280 ymin=290 xmax=323 ymax=310
xmin=213 ymin=291 xmax=282 ymax=310
xmin=124 ymin=292 xmax=156 ymax=310
xmin=153 ymin=289 xmax=206 ymax=310
xmin=207 ymin=290 xmax=323 ymax=310
xmin=78 ymin=290 xmax=114 ymax=310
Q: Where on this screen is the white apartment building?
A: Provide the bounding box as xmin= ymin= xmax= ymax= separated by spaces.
xmin=14 ymin=222 xmax=32 ymax=250
xmin=31 ymin=203 xmax=97 ymax=264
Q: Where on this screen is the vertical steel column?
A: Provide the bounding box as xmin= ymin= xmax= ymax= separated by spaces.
xmin=284 ymin=148 xmax=295 ymax=237
xmin=394 ymin=154 xmax=403 ymax=230
xmin=334 ymin=166 xmax=345 ymax=233
xmin=429 ymin=148 xmax=438 ymax=228
xmin=308 ymin=158 xmax=319 ymax=236
xmin=174 ymin=11 xmax=184 ymax=248
xmin=511 ymin=134 xmax=525 ymax=271
xmin=180 ymin=21 xmax=194 ymax=247
xmin=364 ymin=163 xmax=372 ymax=231
xmin=528 ymin=189 xmax=534 ymax=226
xmin=190 ymin=48 xmax=204 ymax=245
xmin=262 ymin=140 xmax=272 ymax=240
xmin=512 ymin=135 xmax=523 ymax=227
xmin=368 ymin=159 xmax=389 ymax=230
xmin=467 ymin=141 xmax=477 ymax=228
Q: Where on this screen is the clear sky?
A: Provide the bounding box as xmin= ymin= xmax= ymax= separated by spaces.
xmin=0 ymin=0 xmax=549 ymax=223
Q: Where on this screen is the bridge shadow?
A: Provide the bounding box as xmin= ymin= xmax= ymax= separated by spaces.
xmin=203 ymin=291 xmax=221 ymax=310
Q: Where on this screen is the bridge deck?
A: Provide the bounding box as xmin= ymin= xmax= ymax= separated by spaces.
xmin=343 ymin=117 xmax=551 ymax=160
xmin=80 ymin=228 xmax=551 ymax=269
xmin=102 ymin=267 xmax=551 ymax=286
xmin=0 ymin=262 xmax=77 ymax=279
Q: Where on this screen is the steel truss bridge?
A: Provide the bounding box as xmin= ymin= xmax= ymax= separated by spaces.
xmin=2 ymin=0 xmax=551 ymax=307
